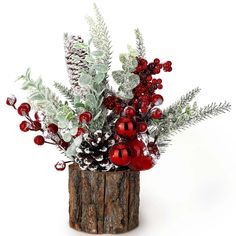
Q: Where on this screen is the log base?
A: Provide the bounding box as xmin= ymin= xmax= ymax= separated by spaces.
xmin=69 ymin=163 xmax=140 ymax=234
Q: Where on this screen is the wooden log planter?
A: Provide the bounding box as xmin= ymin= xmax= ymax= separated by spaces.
xmin=68 ymin=163 xmax=140 ymax=234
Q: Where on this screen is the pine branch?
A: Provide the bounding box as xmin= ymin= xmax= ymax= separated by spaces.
xmin=86 ymin=4 xmax=112 ymax=71
xmin=53 ymin=82 xmax=75 ymax=107
xmin=164 ymin=87 xmax=201 ymax=114
xmin=134 ymin=28 xmax=146 ymax=58
xmin=156 ymin=101 xmax=231 ymax=153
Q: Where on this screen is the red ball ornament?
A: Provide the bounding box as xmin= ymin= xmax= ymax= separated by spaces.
xmin=152 ymin=108 xmax=163 ymax=119
xmin=115 ymin=117 xmax=137 ymax=139
xmin=34 ymin=135 xmax=45 ymax=145
xmin=128 ymin=155 xmax=153 ymax=171
xmin=109 ymin=143 xmax=132 ymax=166
xmin=151 ymin=94 xmax=164 ymax=106
xmin=125 ymin=106 xmax=136 ymax=118
xmin=76 ymin=127 xmax=85 ymax=137
xmin=55 ymin=160 xmax=66 ymax=171
xmin=48 ymin=123 xmax=58 ymax=134
xmin=18 ymin=103 xmax=31 ymax=116
xmin=127 ymin=138 xmax=145 ymax=157
xmin=138 ymin=122 xmax=148 ymax=133
xmin=20 ymin=121 xmax=30 ymax=132
xmin=79 ymin=112 xmax=92 ymax=124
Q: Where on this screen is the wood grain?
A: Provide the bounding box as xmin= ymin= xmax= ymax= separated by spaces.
xmin=68 ymin=163 xmax=140 ymax=234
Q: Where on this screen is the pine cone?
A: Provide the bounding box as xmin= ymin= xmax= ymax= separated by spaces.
xmin=64 ymin=34 xmax=89 ymax=97
xmin=74 ymin=130 xmax=117 ymax=171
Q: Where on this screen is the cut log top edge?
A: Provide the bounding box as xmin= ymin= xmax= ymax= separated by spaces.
xmin=69 ymin=163 xmax=140 ymax=174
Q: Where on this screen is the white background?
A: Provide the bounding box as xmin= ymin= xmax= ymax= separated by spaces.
xmin=0 ymin=0 xmax=235 ymax=235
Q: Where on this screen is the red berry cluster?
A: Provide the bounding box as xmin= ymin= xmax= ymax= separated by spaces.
xmin=103 ymin=95 xmax=125 ymax=114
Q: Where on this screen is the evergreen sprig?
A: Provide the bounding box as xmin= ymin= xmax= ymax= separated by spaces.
xmin=156 ymin=101 xmax=231 ymax=153
xmin=164 ymin=87 xmax=201 ymax=114
xmin=86 ymin=4 xmax=112 ymax=73
xmin=134 ymin=28 xmax=146 ymax=58
xmin=53 ymin=82 xmax=75 ymax=107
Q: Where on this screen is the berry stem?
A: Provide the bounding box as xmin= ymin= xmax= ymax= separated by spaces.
xmin=45 ymin=141 xmax=56 ymax=145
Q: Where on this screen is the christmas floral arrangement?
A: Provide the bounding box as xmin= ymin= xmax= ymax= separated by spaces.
xmin=6 ymin=4 xmax=231 ymax=172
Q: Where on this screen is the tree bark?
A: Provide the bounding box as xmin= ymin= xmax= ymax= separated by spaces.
xmin=68 ymin=163 xmax=140 ymax=234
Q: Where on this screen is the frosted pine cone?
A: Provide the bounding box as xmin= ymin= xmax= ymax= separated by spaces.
xmin=74 ymin=130 xmax=117 ymax=171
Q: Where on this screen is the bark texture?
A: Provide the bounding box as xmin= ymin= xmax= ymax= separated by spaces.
xmin=68 ymin=163 xmax=140 ymax=234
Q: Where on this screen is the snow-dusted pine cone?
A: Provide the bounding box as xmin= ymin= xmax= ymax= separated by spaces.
xmin=74 ymin=130 xmax=118 ymax=171
xmin=64 ymin=34 xmax=89 ymax=98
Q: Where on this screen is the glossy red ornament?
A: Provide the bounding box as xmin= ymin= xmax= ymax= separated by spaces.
xmin=34 ymin=135 xmax=45 ymax=145
xmin=19 ymin=121 xmax=30 ymax=132
xmin=127 ymin=138 xmax=145 ymax=157
xmin=17 ymin=103 xmax=31 ymax=116
xmin=151 ymin=94 xmax=164 ymax=106
xmin=79 ymin=112 xmax=92 ymax=124
xmin=125 ymin=106 xmax=136 ymax=118
xmin=76 ymin=127 xmax=85 ymax=137
xmin=48 ymin=123 xmax=58 ymax=134
xmin=55 ymin=160 xmax=66 ymax=171
xmin=138 ymin=122 xmax=148 ymax=133
xmin=152 ymin=108 xmax=163 ymax=119
xmin=109 ymin=143 xmax=132 ymax=166
xmin=115 ymin=117 xmax=137 ymax=139
xmin=128 ymin=155 xmax=153 ymax=171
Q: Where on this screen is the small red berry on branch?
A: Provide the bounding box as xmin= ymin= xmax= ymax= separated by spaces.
xmin=138 ymin=122 xmax=148 ymax=133
xmin=55 ymin=160 xmax=66 ymax=171
xmin=152 ymin=108 xmax=163 ymax=119
xmin=125 ymin=106 xmax=136 ymax=118
xmin=6 ymin=95 xmax=17 ymax=108
xmin=20 ymin=121 xmax=31 ymax=132
xmin=17 ymin=103 xmax=31 ymax=116
xmin=79 ymin=111 xmax=92 ymax=124
xmin=47 ymin=123 xmax=59 ymax=134
xmin=76 ymin=127 xmax=86 ymax=137
xmin=34 ymin=135 xmax=45 ymax=145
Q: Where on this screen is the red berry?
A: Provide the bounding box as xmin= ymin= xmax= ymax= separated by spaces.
xmin=152 ymin=108 xmax=163 ymax=119
xmin=140 ymin=106 xmax=147 ymax=113
xmin=79 ymin=112 xmax=92 ymax=124
xmin=34 ymin=135 xmax=45 ymax=145
xmin=17 ymin=103 xmax=31 ymax=116
xmin=135 ymin=65 xmax=143 ymax=73
xmin=165 ymin=61 xmax=172 ymax=66
xmin=20 ymin=121 xmax=30 ymax=132
xmin=48 ymin=123 xmax=58 ymax=134
xmin=58 ymin=140 xmax=70 ymax=150
xmin=32 ymin=121 xmax=42 ymax=131
xmin=6 ymin=95 xmax=17 ymax=106
xmin=154 ymin=58 xmax=160 ymax=65
xmin=125 ymin=106 xmax=136 ymax=118
xmin=76 ymin=127 xmax=85 ymax=137
xmin=151 ymin=94 xmax=164 ymax=106
xmin=157 ymin=84 xmax=163 ymax=89
xmin=157 ymin=78 xmax=162 ymax=84
xmin=152 ymin=79 xmax=158 ymax=85
xmin=146 ymin=75 xmax=152 ymax=81
xmin=152 ymin=68 xmax=160 ymax=74
xmin=55 ymin=161 xmax=66 ymax=171
xmin=109 ymin=143 xmax=132 ymax=166
xmin=157 ymin=64 xmax=162 ymax=70
xmin=138 ymin=122 xmax=148 ymax=133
